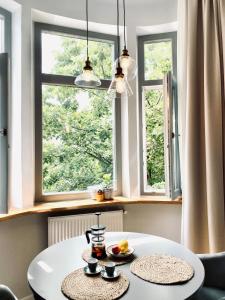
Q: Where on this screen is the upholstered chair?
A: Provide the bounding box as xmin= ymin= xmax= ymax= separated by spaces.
xmin=0 ymin=285 xmax=18 ymax=300
xmin=191 ymin=252 xmax=225 ymax=300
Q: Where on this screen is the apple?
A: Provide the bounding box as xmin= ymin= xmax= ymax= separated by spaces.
xmin=112 ymin=244 xmax=121 ymax=255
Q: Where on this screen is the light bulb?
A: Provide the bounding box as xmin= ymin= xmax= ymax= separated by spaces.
xmin=108 ymin=75 xmax=133 ymax=96
xmin=115 ymin=77 xmax=126 ymax=94
xmin=108 ymin=62 xmax=133 ymax=96
xmin=120 ymin=55 xmax=131 ymax=71
xmin=82 ymin=69 xmax=93 ymax=81
xmin=114 ymin=48 xmax=137 ymax=81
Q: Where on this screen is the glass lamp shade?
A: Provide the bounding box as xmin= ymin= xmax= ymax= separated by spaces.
xmin=75 ymin=69 xmax=101 ymax=88
xmin=115 ymin=48 xmax=137 ymax=81
xmin=108 ymin=75 xmax=133 ymax=96
xmin=74 ymin=59 xmax=101 ymax=88
xmin=108 ymin=63 xmax=133 ymax=96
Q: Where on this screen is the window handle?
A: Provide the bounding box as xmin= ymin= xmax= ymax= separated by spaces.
xmin=172 ymin=132 xmax=181 ymax=139
xmin=0 ymin=128 xmax=7 ymax=136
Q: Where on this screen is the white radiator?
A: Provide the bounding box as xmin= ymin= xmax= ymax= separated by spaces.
xmin=48 ymin=210 xmax=124 ymax=246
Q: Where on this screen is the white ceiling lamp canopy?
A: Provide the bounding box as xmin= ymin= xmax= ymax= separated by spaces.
xmin=75 ymin=0 xmax=101 ymax=88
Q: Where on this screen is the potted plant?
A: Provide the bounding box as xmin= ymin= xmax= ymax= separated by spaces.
xmin=102 ymin=174 xmax=113 ymax=200
xmin=87 ymin=185 xmax=101 ymax=200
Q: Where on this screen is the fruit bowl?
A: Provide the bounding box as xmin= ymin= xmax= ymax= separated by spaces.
xmin=107 ymin=244 xmax=134 ymax=258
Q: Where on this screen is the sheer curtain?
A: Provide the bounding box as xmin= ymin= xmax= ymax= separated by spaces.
xmin=178 ymin=0 xmax=225 ymax=253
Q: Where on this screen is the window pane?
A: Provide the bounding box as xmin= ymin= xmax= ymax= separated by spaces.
xmin=143 ymin=86 xmax=165 ymax=192
xmin=144 ymin=40 xmax=172 ymax=80
xmin=0 ymin=15 xmax=4 ymax=52
xmin=42 ymin=85 xmax=114 ymax=193
xmin=0 ymin=53 xmax=8 ymax=213
xmin=42 ymin=32 xmax=114 ymax=80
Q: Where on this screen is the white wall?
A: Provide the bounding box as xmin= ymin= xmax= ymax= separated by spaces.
xmin=124 ymin=204 xmax=182 ymax=242
xmin=0 ymin=0 xmax=179 ymax=299
xmin=0 ymin=215 xmax=47 ymax=298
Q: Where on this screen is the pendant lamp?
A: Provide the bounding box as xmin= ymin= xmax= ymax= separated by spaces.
xmin=116 ymin=0 xmax=137 ymax=81
xmin=75 ymin=0 xmax=101 ymax=88
xmin=108 ymin=0 xmax=132 ymax=96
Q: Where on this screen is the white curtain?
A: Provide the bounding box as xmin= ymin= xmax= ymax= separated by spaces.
xmin=178 ymin=0 xmax=225 ymax=253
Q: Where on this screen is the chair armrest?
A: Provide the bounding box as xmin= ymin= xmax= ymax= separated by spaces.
xmin=198 ymin=252 xmax=225 ymax=289
xmin=0 ymin=285 xmax=18 ymax=300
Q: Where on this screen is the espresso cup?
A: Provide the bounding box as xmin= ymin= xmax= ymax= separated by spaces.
xmin=105 ymin=262 xmax=115 ymax=277
xmin=87 ymin=258 xmax=98 ymax=273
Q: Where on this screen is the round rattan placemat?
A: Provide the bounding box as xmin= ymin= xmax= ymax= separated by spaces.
xmin=82 ymin=248 xmax=135 ymax=266
xmin=130 ymin=255 xmax=194 ymax=285
xmin=61 ymin=268 xmax=129 ymax=300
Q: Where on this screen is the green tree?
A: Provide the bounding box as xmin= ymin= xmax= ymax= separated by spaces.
xmin=42 ymin=34 xmax=172 ymax=193
xmin=42 ymin=36 xmax=114 ymax=193
xmin=145 ymin=41 xmax=172 ymax=80
xmin=144 ymin=40 xmax=172 ymax=190
xmin=145 ymin=89 xmax=165 ymax=189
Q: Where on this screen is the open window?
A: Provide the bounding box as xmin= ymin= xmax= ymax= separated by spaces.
xmin=138 ymin=32 xmax=181 ymax=198
xmin=164 ymin=71 xmax=181 ymax=199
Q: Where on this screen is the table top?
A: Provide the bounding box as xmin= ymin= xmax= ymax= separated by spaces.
xmin=28 ymin=232 xmax=204 ymax=300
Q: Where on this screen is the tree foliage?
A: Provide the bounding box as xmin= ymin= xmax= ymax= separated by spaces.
xmin=42 ymin=36 xmax=114 ymax=193
xmin=144 ymin=41 xmax=172 ymax=80
xmin=42 ymin=34 xmax=172 ymax=193
xmin=144 ymin=40 xmax=172 ymax=190
xmin=145 ymin=89 xmax=165 ymax=189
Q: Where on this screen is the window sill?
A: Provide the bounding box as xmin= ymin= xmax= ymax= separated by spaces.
xmin=0 ymin=196 xmax=182 ymax=222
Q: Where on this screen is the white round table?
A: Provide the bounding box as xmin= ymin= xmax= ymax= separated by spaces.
xmin=28 ymin=232 xmax=204 ymax=300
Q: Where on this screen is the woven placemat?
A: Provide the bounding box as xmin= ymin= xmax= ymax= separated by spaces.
xmin=82 ymin=248 xmax=135 ymax=266
xmin=130 ymin=255 xmax=194 ymax=284
xmin=61 ymin=268 xmax=129 ymax=300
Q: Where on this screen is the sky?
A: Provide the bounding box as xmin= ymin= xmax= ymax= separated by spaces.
xmin=42 ymin=32 xmax=62 ymax=74
xmin=42 ymin=32 xmax=90 ymax=111
xmin=0 ymin=16 xmax=4 ymax=52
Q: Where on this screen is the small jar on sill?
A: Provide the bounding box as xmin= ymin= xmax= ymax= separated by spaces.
xmin=95 ymin=190 xmax=104 ymax=202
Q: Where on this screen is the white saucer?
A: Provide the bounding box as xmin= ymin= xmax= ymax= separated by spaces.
xmin=83 ymin=265 xmax=102 ymax=276
xmin=101 ymin=269 xmax=121 ymax=280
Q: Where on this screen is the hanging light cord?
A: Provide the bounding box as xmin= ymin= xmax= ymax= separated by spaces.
xmin=117 ymin=0 xmax=120 ymax=59
xmin=123 ymin=0 xmax=126 ymax=49
xmin=86 ymin=0 xmax=89 ymax=59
